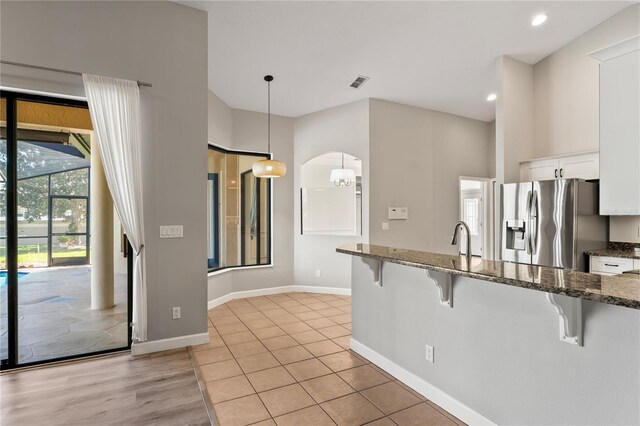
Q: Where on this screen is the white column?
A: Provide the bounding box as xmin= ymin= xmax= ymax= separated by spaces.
xmin=90 ymin=137 xmax=114 ymax=310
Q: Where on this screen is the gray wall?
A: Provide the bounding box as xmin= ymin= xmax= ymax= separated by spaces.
xmin=0 ymin=1 xmax=209 ymax=342
xmin=207 ymin=91 xmax=295 ymax=300
xmin=294 ymin=100 xmax=370 ymax=289
xmin=352 ymin=258 xmax=640 ymax=425
xmin=369 ymin=99 xmax=492 ymax=254
xmin=531 ymin=4 xmax=640 ymax=244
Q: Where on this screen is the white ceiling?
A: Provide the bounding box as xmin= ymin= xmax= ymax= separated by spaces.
xmin=180 ymin=1 xmax=632 ymax=121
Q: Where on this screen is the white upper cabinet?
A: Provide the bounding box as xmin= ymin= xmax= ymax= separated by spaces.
xmin=591 ymin=36 xmax=640 ymax=215
xmin=520 ymin=151 xmax=599 ymax=182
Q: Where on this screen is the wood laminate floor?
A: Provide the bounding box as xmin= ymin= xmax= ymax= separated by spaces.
xmin=0 ymin=349 xmax=211 ymax=425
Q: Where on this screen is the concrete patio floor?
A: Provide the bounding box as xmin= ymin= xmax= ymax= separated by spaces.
xmin=1 ymin=266 xmax=128 ymax=364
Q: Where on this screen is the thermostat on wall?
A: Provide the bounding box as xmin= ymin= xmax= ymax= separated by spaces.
xmin=388 ymin=207 xmax=408 ymax=220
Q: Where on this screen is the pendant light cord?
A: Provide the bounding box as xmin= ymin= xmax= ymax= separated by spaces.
xmin=267 ymin=79 xmax=271 ymax=154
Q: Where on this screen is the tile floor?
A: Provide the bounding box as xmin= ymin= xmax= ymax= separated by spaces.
xmin=193 ymin=292 xmax=464 ymax=426
xmin=0 ymin=266 xmax=128 ymax=363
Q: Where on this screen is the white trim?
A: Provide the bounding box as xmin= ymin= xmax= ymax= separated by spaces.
xmin=350 ymin=338 xmax=496 ymax=426
xmin=131 ymin=332 xmax=209 ymax=356
xmin=208 ymin=285 xmax=351 ymax=310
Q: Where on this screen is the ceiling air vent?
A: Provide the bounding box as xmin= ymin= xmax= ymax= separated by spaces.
xmin=350 ymin=75 xmax=369 ymax=89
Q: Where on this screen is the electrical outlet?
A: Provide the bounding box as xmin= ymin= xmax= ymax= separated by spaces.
xmin=172 ymin=307 xmax=181 ymax=320
xmin=425 ymin=344 xmax=434 ymax=363
xmin=382 ymin=222 xmax=389 ymax=231
xmin=315 ymin=270 xmax=321 ymax=278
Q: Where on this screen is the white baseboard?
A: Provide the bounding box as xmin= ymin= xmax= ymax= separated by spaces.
xmin=350 ymin=338 xmax=496 ymax=426
xmin=208 ymin=285 xmax=351 ymax=310
xmin=131 ymin=332 xmax=209 ymax=356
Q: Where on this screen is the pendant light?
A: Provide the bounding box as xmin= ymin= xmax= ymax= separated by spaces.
xmin=330 ymin=153 xmax=356 ymax=186
xmin=252 ymin=75 xmax=287 ymax=178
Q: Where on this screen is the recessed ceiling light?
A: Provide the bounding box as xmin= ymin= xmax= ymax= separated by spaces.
xmin=486 ymin=93 xmax=497 ymax=102
xmin=531 ymin=14 xmax=547 ymax=26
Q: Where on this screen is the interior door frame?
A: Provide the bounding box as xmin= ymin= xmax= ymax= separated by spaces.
xmin=458 ymin=176 xmax=494 ymax=260
xmin=0 ymin=89 xmax=132 ymax=370
xmin=207 ymin=173 xmax=220 ymax=269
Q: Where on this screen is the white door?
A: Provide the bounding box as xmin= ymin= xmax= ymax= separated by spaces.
xmin=461 ymin=189 xmax=483 ymax=256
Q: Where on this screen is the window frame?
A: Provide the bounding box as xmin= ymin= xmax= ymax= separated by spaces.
xmin=207 ymin=142 xmax=273 ymax=274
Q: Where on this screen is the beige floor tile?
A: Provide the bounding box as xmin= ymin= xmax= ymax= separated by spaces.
xmin=343 ymin=323 xmax=352 ymax=331
xmin=262 ymin=335 xmax=299 ymax=351
xmin=271 ymin=345 xmax=315 ymax=365
xmin=247 ymin=366 xmax=296 ymax=392
xmin=200 ymin=359 xmax=244 ymax=382
xmin=259 ymin=384 xmax=316 ymax=418
xmin=192 ymin=334 xmax=226 ymax=351
xmin=252 ymin=325 xmax=287 ymax=340
xmin=237 ymin=312 xmax=267 ymax=322
xmin=208 ymin=327 xmax=219 ymax=337
xmin=306 ymin=302 xmax=332 ymax=311
xmin=317 ymin=308 xmax=345 ymax=317
xmin=295 ymin=311 xmax=324 ymax=321
xmin=338 ymin=365 xmax=392 ymax=391
xmin=318 ymin=351 xmax=366 ymax=372
xmin=211 ymin=315 xmax=242 ymax=327
xmin=361 ymin=381 xmax=422 ymax=415
xmin=279 ymin=321 xmax=314 ymax=334
xmin=286 ymin=305 xmax=312 ymax=314
xmin=297 ymin=297 xmax=321 ymax=305
xmin=228 ymin=341 xmax=269 ymax=358
xmin=290 ymin=330 xmax=327 ymax=345
xmin=328 ymin=313 xmax=352 ymax=324
xmin=194 ymin=346 xmax=234 ymax=366
xmin=245 ymin=318 xmax=277 ymax=330
xmin=304 ymin=340 xmax=344 ymax=357
xmin=251 ymin=419 xmax=277 ymax=426
xmin=271 ymin=315 xmax=302 ymax=326
xmin=285 ymin=358 xmax=332 ymax=381
xmin=206 ymin=375 xmax=255 ymax=404
xmin=305 ymin=318 xmax=338 ymax=329
xmin=365 ymin=417 xmax=397 ymax=426
xmin=236 ymin=351 xmax=281 ymax=374
xmin=317 ymin=325 xmax=351 ymax=339
xmin=300 ymin=373 xmax=355 ymax=403
xmin=332 ymin=336 xmax=352 ymax=350
xmin=222 ymin=331 xmax=258 ymax=346
xmin=390 ymin=402 xmax=457 ymax=426
xmin=327 ymin=299 xmax=351 ymax=308
xmin=213 ymin=394 xmax=270 ymax=426
xmin=230 ymin=305 xmax=260 ymax=315
xmin=217 ymin=322 xmax=250 ymax=335
xmin=321 ymin=393 xmax=385 ymax=426
xmin=278 ymin=300 xmax=302 ymax=308
xmin=274 ymin=405 xmax=336 ymax=426
xmin=262 ymin=308 xmax=290 ymax=318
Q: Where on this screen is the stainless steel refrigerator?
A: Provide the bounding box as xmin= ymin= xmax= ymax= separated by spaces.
xmin=501 ymin=179 xmax=607 ymax=272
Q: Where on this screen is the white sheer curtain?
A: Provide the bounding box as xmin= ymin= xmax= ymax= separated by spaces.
xmin=82 ymin=74 xmax=147 ymax=342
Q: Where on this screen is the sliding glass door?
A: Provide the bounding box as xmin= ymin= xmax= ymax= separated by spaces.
xmin=1 ymin=90 xmax=131 ymax=369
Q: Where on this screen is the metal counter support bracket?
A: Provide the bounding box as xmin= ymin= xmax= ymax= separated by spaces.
xmin=361 ymin=258 xmax=382 ymax=287
xmin=546 ymin=293 xmax=582 ymax=346
xmin=425 ymin=270 xmax=452 ymax=307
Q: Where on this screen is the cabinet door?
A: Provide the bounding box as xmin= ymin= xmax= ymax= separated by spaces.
xmin=600 ymin=51 xmax=640 ymax=215
xmin=520 ymin=159 xmax=558 ymax=182
xmin=558 ymin=152 xmax=599 ymax=180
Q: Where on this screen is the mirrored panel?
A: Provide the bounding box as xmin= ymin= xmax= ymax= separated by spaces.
xmin=301 ymin=152 xmax=362 ymax=236
xmin=207 ymin=145 xmax=271 ymax=271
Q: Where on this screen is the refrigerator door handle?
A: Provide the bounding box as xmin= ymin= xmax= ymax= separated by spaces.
xmin=530 ymin=190 xmax=538 ymax=255
xmin=525 ymin=190 xmax=533 ymax=254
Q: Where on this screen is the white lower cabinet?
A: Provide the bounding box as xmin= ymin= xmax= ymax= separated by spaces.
xmin=520 ymin=151 xmax=599 ymax=182
xmin=590 ymin=255 xmax=635 ymax=276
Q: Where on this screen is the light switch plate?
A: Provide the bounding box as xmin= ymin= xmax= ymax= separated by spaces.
xmin=382 ymin=222 xmax=389 ymax=230
xmin=388 ymin=207 xmax=408 ymax=220
xmin=160 ymin=225 xmax=183 ymax=239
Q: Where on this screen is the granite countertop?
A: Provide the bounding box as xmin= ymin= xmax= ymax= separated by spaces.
xmin=337 ymin=243 xmax=640 ymax=310
xmin=584 ymin=248 xmax=640 ymax=260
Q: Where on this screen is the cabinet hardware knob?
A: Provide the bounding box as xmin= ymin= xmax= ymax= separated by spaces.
xmin=554 ymin=169 xmax=558 ymax=178
xmin=560 ymin=168 xmax=563 ymax=178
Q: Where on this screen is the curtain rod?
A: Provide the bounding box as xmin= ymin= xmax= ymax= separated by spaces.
xmin=0 ymin=60 xmax=153 ymax=88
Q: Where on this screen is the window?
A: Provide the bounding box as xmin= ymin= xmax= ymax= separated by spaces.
xmin=207 ymin=144 xmax=271 ymax=272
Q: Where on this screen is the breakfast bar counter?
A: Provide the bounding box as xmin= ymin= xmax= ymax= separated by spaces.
xmin=337 ymin=243 xmax=640 ymax=310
